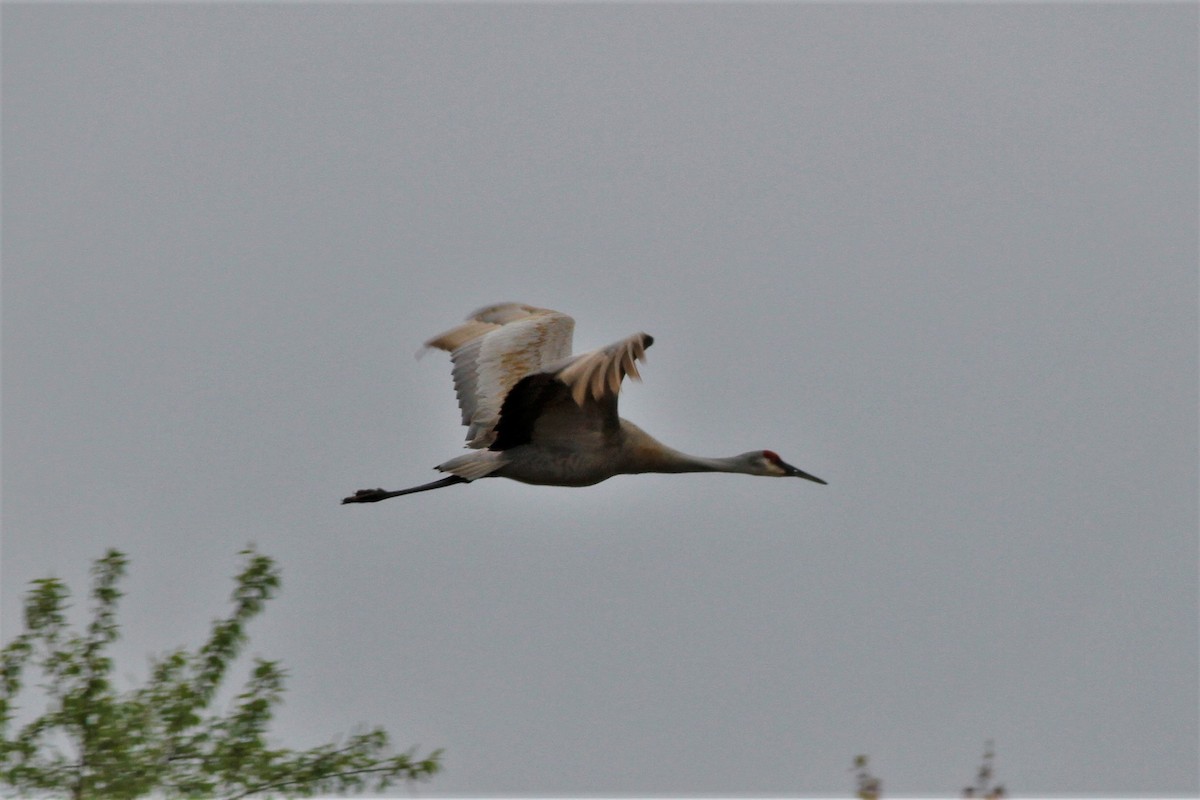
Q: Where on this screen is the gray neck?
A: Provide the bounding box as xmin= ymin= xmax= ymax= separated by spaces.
xmin=619 ymin=420 xmax=754 ymax=475
xmin=636 ymin=444 xmax=753 ymax=475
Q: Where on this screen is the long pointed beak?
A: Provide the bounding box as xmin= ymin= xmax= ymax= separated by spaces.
xmin=782 ymin=461 xmax=827 ymax=485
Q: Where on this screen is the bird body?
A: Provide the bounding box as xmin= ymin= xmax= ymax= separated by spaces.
xmin=482 ymin=420 xmax=736 ymax=487
xmin=343 ymin=303 xmax=824 ymax=504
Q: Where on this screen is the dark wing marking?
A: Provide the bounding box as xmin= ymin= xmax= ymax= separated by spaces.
xmin=490 ymin=331 xmax=653 ymax=452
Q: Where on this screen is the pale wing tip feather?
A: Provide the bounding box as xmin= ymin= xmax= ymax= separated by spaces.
xmin=425 ymin=320 xmax=502 ymax=353
xmin=606 ymin=351 xmax=622 ymax=396
xmin=425 ymin=303 xmax=566 ymax=353
xmin=570 ymin=371 xmax=589 ymax=406
xmin=631 ymin=333 xmax=650 ymax=380
xmin=625 ymin=344 xmax=643 ymax=381
xmin=559 ymin=331 xmax=653 ymax=406
xmin=466 ymin=302 xmax=561 ymax=325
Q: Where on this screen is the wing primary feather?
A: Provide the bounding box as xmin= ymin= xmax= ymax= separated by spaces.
xmin=422 ymin=304 xmax=575 ymax=449
xmin=421 ymin=307 xmax=651 ymax=450
xmin=556 ymin=331 xmax=653 ymax=406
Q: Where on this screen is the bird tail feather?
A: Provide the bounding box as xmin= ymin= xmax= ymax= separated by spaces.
xmin=437 ymin=451 xmax=507 ymax=480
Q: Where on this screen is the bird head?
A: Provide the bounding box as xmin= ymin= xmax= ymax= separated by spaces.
xmin=754 ymin=450 xmax=826 ymax=484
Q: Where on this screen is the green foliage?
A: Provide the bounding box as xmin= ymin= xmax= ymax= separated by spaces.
xmin=962 ymin=740 xmax=1004 ymax=799
xmin=0 ymin=548 xmax=440 ymax=799
xmin=851 ymin=743 xmax=1005 ymax=799
xmin=851 ymin=754 xmax=881 ymax=800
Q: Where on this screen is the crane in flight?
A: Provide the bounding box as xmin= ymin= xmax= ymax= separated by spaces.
xmin=342 ymin=303 xmax=825 ymax=504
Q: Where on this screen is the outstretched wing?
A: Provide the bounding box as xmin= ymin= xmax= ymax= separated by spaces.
xmin=424 ymin=303 xmax=575 ymax=448
xmin=491 ymin=332 xmax=654 ymax=451
xmin=554 ymin=331 xmax=654 ymax=407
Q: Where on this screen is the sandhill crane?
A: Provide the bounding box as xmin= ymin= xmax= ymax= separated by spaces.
xmin=342 ymin=303 xmax=825 ymax=504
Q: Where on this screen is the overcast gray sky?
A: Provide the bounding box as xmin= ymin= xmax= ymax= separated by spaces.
xmin=3 ymin=4 xmax=1197 ymax=797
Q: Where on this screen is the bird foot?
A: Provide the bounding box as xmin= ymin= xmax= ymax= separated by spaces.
xmin=341 ymin=488 xmax=388 ymax=504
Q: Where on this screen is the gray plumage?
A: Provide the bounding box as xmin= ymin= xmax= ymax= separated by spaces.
xmin=343 ymin=304 xmax=824 ymax=504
